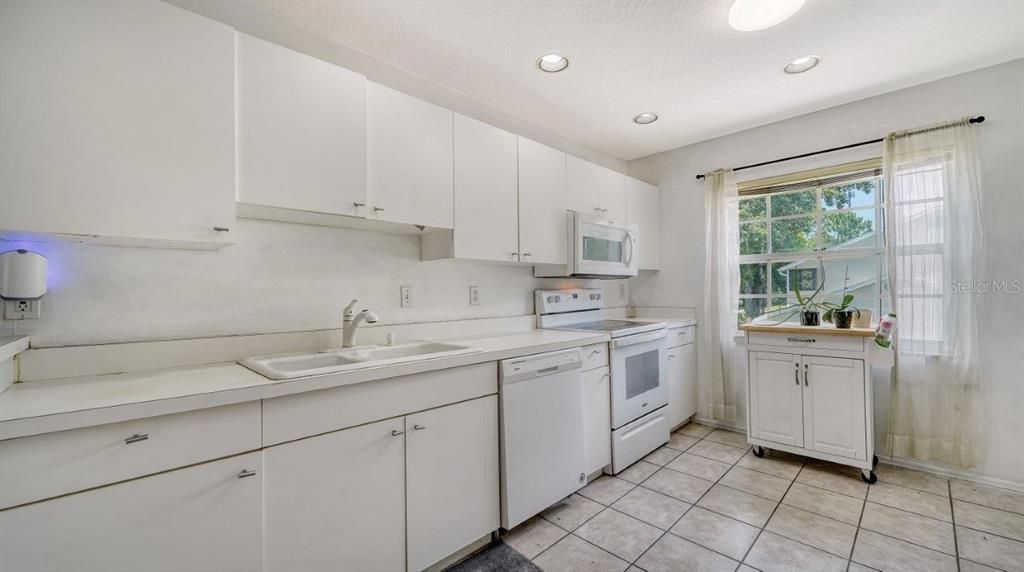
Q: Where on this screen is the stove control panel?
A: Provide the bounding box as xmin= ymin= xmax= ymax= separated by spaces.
xmin=535 ymin=288 xmax=604 ymax=315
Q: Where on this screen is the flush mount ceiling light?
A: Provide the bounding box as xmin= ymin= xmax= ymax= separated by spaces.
xmin=729 ymin=0 xmax=805 ymax=31
xmin=536 ymin=54 xmax=569 ymax=73
xmin=783 ymin=55 xmax=821 ymax=74
xmin=633 ymin=112 xmax=659 ymax=125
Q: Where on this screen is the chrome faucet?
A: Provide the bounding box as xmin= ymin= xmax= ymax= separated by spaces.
xmin=342 ymin=298 xmax=379 ymax=348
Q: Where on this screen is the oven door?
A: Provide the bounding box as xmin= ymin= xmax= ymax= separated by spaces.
xmin=573 ymin=212 xmax=638 ymax=277
xmin=609 ymin=330 xmax=668 ymax=429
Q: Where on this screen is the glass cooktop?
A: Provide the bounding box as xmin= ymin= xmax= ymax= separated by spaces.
xmin=563 ymin=320 xmax=659 ymax=332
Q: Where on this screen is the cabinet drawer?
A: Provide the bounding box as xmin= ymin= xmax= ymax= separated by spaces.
xmin=263 ymin=362 xmax=497 ymax=446
xmin=581 ymin=343 xmax=609 ymax=371
xmin=747 ymin=332 xmax=864 ymax=353
xmin=0 ymin=402 xmax=261 ymax=510
xmin=667 ymin=326 xmax=695 ymax=349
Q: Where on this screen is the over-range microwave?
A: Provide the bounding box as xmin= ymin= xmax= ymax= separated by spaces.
xmin=534 ymin=212 xmax=639 ymax=279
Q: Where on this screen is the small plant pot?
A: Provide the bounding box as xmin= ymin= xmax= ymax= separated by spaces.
xmin=800 ymin=311 xmax=820 ymax=326
xmin=833 ymin=310 xmax=855 ymax=329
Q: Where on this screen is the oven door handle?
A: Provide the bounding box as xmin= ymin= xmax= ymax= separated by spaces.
xmin=611 ymin=330 xmax=666 ymax=348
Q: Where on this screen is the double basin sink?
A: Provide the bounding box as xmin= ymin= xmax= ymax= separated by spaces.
xmin=240 ymin=341 xmax=481 ymax=380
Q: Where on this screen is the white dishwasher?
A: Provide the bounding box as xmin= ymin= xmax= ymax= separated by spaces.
xmin=499 ymin=348 xmax=586 ymax=530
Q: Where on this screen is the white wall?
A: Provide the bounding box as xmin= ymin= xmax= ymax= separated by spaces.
xmin=0 ymin=219 xmax=628 ymax=347
xmin=629 ymin=59 xmax=1024 ymax=486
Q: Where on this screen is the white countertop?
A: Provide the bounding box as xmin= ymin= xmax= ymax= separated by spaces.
xmin=0 ymin=329 xmax=608 ymax=440
xmin=0 ymin=336 xmax=30 ymax=363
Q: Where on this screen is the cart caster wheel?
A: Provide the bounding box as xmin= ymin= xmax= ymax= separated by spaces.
xmin=861 ymin=469 xmax=878 ymax=484
xmin=752 ymin=446 xmax=766 ymax=458
xmin=873 ymin=455 xmax=879 ymax=468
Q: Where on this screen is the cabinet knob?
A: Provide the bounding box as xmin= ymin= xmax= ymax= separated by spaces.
xmin=373 ymin=206 xmax=385 ymax=212
xmin=794 ymin=364 xmax=800 ymax=385
xmin=353 ymin=202 xmax=366 ymax=208
xmin=124 ymin=433 xmax=148 ymax=444
xmin=391 ymin=429 xmax=405 ymax=437
xmin=412 ymin=424 xmax=426 ymax=431
xmin=237 ymin=469 xmax=257 ymax=479
xmin=522 ymin=253 xmax=532 ymax=257
xmin=804 ymin=363 xmax=809 ymax=386
xmin=213 ymin=226 xmax=230 ymax=232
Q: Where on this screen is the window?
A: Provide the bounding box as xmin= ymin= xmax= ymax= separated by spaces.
xmin=737 ymin=170 xmax=886 ymax=325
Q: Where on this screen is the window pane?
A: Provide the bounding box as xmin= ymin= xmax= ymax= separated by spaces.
xmin=821 ymin=180 xmax=877 ymax=210
xmin=771 ymin=189 xmax=816 ymax=217
xmin=763 ymin=298 xmax=799 ymax=322
xmin=771 ymin=216 xmax=816 ymax=253
xmin=738 ymin=298 xmax=767 ymax=325
xmin=895 ymin=254 xmax=944 ymax=295
xmin=770 ymin=260 xmax=819 ymax=295
xmin=821 ymin=256 xmax=878 ymax=303
xmin=892 ymin=201 xmax=943 ymax=246
xmin=896 ymin=297 xmax=944 ymax=351
xmin=739 ymin=263 xmax=767 ymax=294
xmin=823 ymin=209 xmax=876 ymax=249
xmin=740 ymin=221 xmax=767 ymax=255
xmin=739 ymin=197 xmax=766 ymax=221
xmin=892 ymin=163 xmax=944 ymax=203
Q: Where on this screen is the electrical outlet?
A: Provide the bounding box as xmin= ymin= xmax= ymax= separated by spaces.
xmin=469 ymin=286 xmax=480 ymax=306
xmin=400 ymin=286 xmax=413 ymax=308
xmin=4 ymin=299 xmax=41 ymax=320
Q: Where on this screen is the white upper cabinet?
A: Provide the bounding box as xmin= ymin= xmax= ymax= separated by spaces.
xmin=449 ymin=114 xmax=519 ymax=262
xmin=237 ymin=33 xmax=367 ymax=217
xmin=517 ymin=137 xmax=568 ymax=265
xmin=567 ymin=155 xmax=628 ymax=222
xmin=368 ymin=83 xmax=454 ymax=228
xmin=0 ymin=0 xmax=235 ymax=246
xmin=627 ymin=177 xmax=661 ymax=270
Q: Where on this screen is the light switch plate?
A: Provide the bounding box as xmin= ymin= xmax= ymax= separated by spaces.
xmin=4 ymin=299 xmax=41 ymax=320
xmin=469 ymin=286 xmax=480 ymax=306
xmin=400 ymin=286 xmax=413 ymax=308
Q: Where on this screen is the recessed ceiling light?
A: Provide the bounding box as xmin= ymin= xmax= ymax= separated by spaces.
xmin=536 ymin=54 xmax=569 ymax=73
xmin=633 ymin=112 xmax=659 ymax=125
xmin=783 ymin=55 xmax=821 ymax=74
xmin=729 ymin=0 xmax=805 ymax=31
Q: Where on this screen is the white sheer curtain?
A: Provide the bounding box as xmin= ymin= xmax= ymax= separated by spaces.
xmin=700 ymin=169 xmax=739 ymax=422
xmin=883 ymin=118 xmax=984 ymax=468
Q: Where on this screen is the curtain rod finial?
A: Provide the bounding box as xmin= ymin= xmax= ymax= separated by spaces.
xmin=970 ymin=115 xmax=985 ymax=124
xmin=696 ymin=174 xmax=706 ymax=180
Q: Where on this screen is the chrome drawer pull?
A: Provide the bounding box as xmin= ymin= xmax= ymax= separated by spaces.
xmin=237 ymin=469 xmax=257 ymax=479
xmin=804 ymin=363 xmax=809 ymax=386
xmin=787 ymin=337 xmax=816 ymax=343
xmin=391 ymin=430 xmax=405 ymax=437
xmin=412 ymin=424 xmax=426 ymax=431
xmin=124 ymin=433 xmax=149 ymax=444
xmin=588 ymin=349 xmax=603 ymax=357
xmin=794 ymin=364 xmax=800 ymax=385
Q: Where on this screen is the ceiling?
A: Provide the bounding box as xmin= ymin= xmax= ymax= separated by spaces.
xmin=239 ymin=0 xmax=1024 ymax=161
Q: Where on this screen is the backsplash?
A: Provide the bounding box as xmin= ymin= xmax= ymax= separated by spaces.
xmin=0 ymin=219 xmax=628 ymax=347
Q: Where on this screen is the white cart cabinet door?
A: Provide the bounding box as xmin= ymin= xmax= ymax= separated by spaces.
xmin=802 ymin=356 xmax=867 ymax=460
xmin=0 ymin=453 xmax=262 ymax=572
xmin=567 ymin=155 xmax=628 ymax=221
xmin=406 ymin=396 xmax=499 ymax=571
xmin=237 ymin=33 xmax=367 ymax=217
xmin=517 ymin=137 xmax=568 ymax=265
xmin=368 ymin=83 xmax=454 ymax=228
xmin=627 ymin=178 xmax=661 ymax=270
xmin=453 ymin=114 xmax=519 ymax=262
xmin=0 ymin=0 xmax=234 ymax=244
xmin=263 ymin=418 xmax=406 ymax=572
xmin=582 ymin=367 xmax=612 ymax=474
xmin=748 ymin=352 xmax=804 ymax=447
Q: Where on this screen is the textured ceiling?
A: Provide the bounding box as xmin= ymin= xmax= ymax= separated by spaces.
xmin=239 ymin=0 xmax=1024 ymax=160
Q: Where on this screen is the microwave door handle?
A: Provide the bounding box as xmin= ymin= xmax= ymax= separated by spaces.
xmin=624 ymin=232 xmax=634 ymax=266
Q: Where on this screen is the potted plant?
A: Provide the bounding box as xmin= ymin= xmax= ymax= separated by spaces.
xmin=794 ymin=286 xmax=822 ymax=326
xmin=821 ymin=294 xmax=861 ymax=329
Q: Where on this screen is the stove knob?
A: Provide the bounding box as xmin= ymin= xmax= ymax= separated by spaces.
xmin=546 ymin=296 xmax=555 ymax=303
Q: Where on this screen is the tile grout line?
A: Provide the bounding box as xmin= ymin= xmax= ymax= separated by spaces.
xmin=949 ymin=480 xmax=961 ymax=572
xmin=736 ymin=459 xmax=808 ymax=568
xmin=845 ymin=470 xmax=870 ymax=572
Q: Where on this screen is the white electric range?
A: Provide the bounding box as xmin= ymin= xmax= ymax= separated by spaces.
xmin=536 ymin=289 xmax=670 ymax=474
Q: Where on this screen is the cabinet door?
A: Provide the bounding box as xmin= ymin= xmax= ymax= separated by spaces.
xmin=237 ymin=33 xmax=367 ymax=217
xmin=802 ymin=356 xmax=867 ymax=460
xmin=582 ymin=367 xmax=612 ymax=474
xmin=627 ymin=178 xmax=661 ymax=270
xmin=368 ymin=82 xmax=454 ymax=228
xmin=517 ymin=137 xmax=568 ymax=265
xmin=407 ymin=396 xmax=499 ymax=571
xmin=0 ymin=453 xmax=262 ymax=572
xmin=453 ymin=114 xmax=519 ymax=262
xmin=0 ymin=0 xmax=234 ymax=244
xmin=567 ymin=155 xmax=627 ymax=220
xmin=748 ymin=352 xmax=804 ymax=447
xmin=678 ymin=340 xmax=698 ymax=422
xmin=264 ymin=418 xmax=406 ymax=572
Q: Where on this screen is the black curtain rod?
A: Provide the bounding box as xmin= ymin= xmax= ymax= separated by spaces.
xmin=695 ymin=115 xmax=985 ymax=180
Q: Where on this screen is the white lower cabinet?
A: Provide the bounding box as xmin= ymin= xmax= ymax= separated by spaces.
xmin=263 ymin=418 xmax=407 ymax=572
xmin=666 ymin=333 xmax=697 ymax=429
xmin=746 ymin=334 xmax=872 ymax=475
xmin=582 ymin=366 xmax=612 ymax=474
xmin=0 ymin=452 xmax=262 ymax=572
xmin=406 ymin=396 xmax=499 ymax=571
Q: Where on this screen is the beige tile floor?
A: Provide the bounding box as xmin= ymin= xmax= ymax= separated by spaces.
xmin=501 ymin=422 xmax=1024 ymax=572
